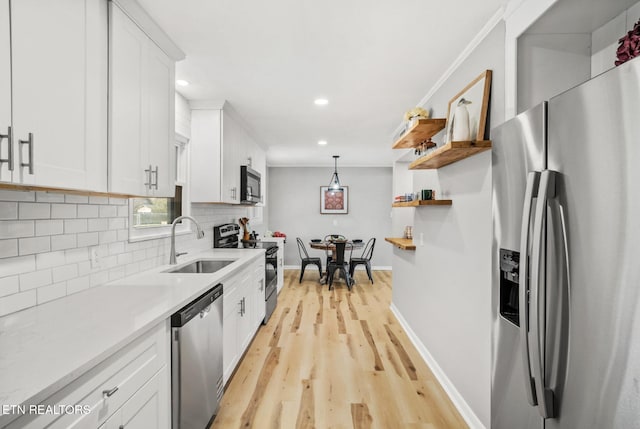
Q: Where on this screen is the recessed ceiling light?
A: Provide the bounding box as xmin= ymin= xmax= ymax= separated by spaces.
xmin=318 ymin=140 xmax=328 ymax=146
xmin=314 ymin=98 xmax=329 ymax=106
xmin=176 ymin=79 xmax=190 ymax=87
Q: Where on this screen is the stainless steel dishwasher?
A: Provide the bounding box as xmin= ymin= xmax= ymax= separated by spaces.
xmin=171 ymin=283 xmax=223 ymax=429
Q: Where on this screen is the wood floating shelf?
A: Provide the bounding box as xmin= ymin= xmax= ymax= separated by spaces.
xmin=392 ymin=200 xmax=453 ymax=207
xmin=392 ymin=118 xmax=447 ymax=149
xmin=385 ymin=237 xmax=416 ymax=250
xmin=409 ymin=140 xmax=492 ymax=170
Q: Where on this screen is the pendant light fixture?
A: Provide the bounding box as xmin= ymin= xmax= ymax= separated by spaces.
xmin=329 ymin=155 xmax=342 ymax=190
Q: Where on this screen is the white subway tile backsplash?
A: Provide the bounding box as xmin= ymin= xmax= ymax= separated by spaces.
xmin=0 ymin=202 xmax=18 ymax=220
xmin=64 ymin=195 xmax=89 ymax=204
xmin=67 ymin=276 xmax=90 ymax=294
xmin=117 ymin=229 xmax=129 ymax=241
xmin=99 ymin=230 xmax=117 ymax=245
xmin=0 ymin=220 xmax=35 ymax=238
xmin=77 ymin=232 xmax=99 ymax=247
xmin=64 ymin=219 xmax=88 ymax=234
xmin=103 ymin=255 xmax=118 ymax=269
xmin=87 ymin=218 xmax=108 ymax=232
xmin=0 ymin=190 xmax=35 ymax=202
xmin=19 ymin=269 xmax=52 ymax=291
xmin=35 ymin=219 xmax=64 ymax=236
xmin=77 ymin=261 xmax=91 ymax=276
xmin=0 ymin=240 xmax=18 ymax=258
xmin=37 ymin=282 xmax=67 ymax=304
xmin=99 ymin=205 xmax=117 ymax=218
xmin=0 ymin=191 xmax=249 ymax=316
xmin=0 ymin=275 xmax=19 ymax=297
xmin=125 ymin=262 xmax=139 ymax=277
xmin=108 ymin=218 xmax=125 ymax=230
xmin=36 ymin=192 xmax=65 ymax=203
xmin=109 ymin=242 xmax=125 ymax=255
xmin=19 ymin=202 xmax=51 ymax=219
xmin=0 ymin=255 xmax=36 ymax=277
xmin=36 ymin=251 xmax=66 ymax=269
xmin=133 ymin=249 xmax=147 ymax=262
xmin=90 ymin=270 xmax=109 ymax=287
xmin=108 ymin=266 xmax=126 ymax=281
xmin=51 ymin=234 xmax=77 ymax=251
xmin=77 ymin=204 xmax=99 ymax=218
xmin=18 ymin=236 xmax=51 ymax=255
xmin=0 ymin=290 xmax=36 ymax=317
xmin=117 ymin=205 xmax=128 ymax=217
xmin=117 ymin=252 xmax=133 ymax=265
xmin=89 ymin=196 xmax=109 ymax=205
xmin=109 ymin=197 xmax=127 ymax=205
xmin=65 ymin=248 xmax=88 ymax=264
xmin=52 ymin=264 xmax=78 ymax=283
xmin=51 ymin=204 xmax=77 ymax=219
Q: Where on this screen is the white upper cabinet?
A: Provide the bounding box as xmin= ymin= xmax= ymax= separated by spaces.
xmin=1 ymin=0 xmax=108 ymax=191
xmin=0 ymin=0 xmax=10 ymax=183
xmin=191 ymin=103 xmax=265 ymax=204
xmin=109 ymin=3 xmax=176 ymax=197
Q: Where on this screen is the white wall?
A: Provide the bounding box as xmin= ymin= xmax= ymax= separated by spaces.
xmin=591 ymin=1 xmax=640 ymax=77
xmin=0 ymin=189 xmax=252 ymax=317
xmin=267 ymin=166 xmax=393 ymax=269
xmin=390 ymin=21 xmax=505 ymax=428
xmin=517 ymin=33 xmax=591 ymax=113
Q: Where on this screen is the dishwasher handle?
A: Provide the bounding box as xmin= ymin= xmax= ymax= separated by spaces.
xmin=171 ymin=283 xmax=223 ymax=327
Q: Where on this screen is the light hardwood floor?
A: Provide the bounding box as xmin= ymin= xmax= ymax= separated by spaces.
xmin=212 ymin=269 xmax=468 ymax=429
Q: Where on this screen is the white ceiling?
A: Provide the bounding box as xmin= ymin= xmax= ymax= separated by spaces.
xmin=138 ymin=0 xmax=506 ymax=167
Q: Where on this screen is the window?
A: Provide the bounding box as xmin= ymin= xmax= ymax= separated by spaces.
xmin=129 ymin=136 xmax=190 ymax=241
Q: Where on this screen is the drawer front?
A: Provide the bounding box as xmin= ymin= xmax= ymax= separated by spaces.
xmin=8 ymin=321 xmax=169 ymax=429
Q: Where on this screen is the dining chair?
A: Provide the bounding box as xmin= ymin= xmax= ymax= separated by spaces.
xmin=327 ymin=240 xmax=353 ymax=290
xmin=349 ymin=237 xmax=376 ymax=284
xmin=296 ymin=238 xmax=322 ymax=283
xmin=322 ymin=234 xmax=346 ymax=267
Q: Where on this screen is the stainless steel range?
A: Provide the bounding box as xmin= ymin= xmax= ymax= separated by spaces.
xmin=213 ymin=223 xmax=278 ymax=323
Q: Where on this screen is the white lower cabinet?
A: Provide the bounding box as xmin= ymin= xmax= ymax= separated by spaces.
xmin=222 ymin=258 xmax=265 ymax=385
xmin=99 ymin=366 xmax=169 ymax=429
xmin=6 ymin=322 xmax=171 ymax=429
xmin=253 ymin=260 xmax=266 ymax=327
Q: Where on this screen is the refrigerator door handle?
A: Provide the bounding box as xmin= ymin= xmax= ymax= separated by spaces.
xmin=530 ymin=170 xmax=557 ymax=418
xmin=519 ymin=171 xmax=540 ymax=406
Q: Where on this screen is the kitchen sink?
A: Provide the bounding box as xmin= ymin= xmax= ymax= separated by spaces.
xmin=165 ymin=259 xmax=235 ymax=274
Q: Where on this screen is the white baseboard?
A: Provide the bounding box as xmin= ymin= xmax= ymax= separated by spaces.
xmin=389 ymin=303 xmax=486 ymax=429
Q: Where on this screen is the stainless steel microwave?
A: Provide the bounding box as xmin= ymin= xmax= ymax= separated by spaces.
xmin=240 ymin=165 xmax=261 ymax=204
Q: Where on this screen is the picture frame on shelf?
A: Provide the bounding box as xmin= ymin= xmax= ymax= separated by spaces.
xmin=320 ymin=186 xmax=349 ymax=214
xmin=445 ymin=70 xmax=492 ymax=143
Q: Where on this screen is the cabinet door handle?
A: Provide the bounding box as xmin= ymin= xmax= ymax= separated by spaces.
xmin=144 ymin=164 xmax=152 ymax=190
xmin=102 ymin=386 xmax=119 ymax=398
xmin=0 ymin=126 xmax=13 ymax=171
xmin=151 ymin=165 xmax=159 ymax=190
xmin=19 ymin=132 xmax=34 ymax=174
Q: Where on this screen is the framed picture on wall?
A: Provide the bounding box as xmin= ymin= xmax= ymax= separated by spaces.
xmin=320 ymin=186 xmax=349 ymax=214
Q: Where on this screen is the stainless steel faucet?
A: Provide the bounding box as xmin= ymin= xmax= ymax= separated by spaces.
xmin=170 ymin=216 xmax=205 ymax=264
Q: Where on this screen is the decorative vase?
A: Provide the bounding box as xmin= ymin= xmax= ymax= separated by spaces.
xmin=452 ymin=98 xmax=471 ymax=141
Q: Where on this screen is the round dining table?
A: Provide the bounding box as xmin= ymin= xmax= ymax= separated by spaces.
xmin=309 ymin=240 xmax=365 ymax=285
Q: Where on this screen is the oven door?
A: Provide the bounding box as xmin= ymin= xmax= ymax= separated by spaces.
xmin=264 ymin=262 xmax=277 ymax=324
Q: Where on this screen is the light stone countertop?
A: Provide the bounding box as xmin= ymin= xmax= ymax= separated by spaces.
xmin=0 ymin=248 xmax=264 ymax=427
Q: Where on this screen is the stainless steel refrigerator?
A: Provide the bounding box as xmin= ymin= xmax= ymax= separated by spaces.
xmin=491 ymin=57 xmax=640 ymax=429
